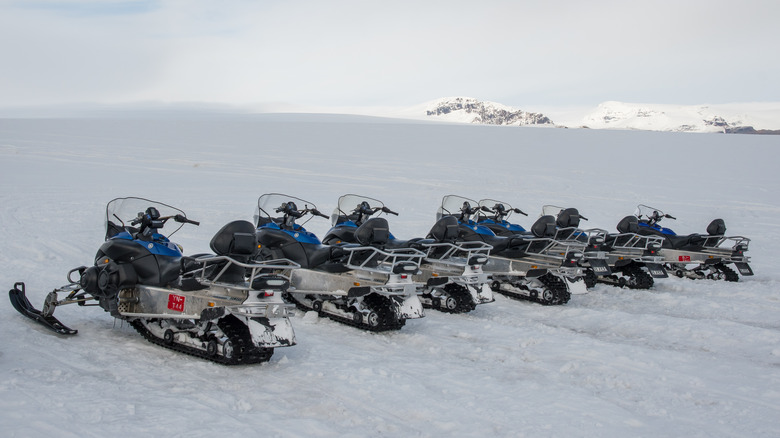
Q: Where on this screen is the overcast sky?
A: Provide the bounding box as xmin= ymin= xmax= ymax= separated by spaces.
xmin=1 ymin=0 xmax=778 ymax=110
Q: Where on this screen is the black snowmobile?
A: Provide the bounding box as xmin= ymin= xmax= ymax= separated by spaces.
xmin=437 ymin=195 xmax=585 ymax=305
xmin=633 ymin=204 xmax=753 ymax=281
xmin=537 ymin=204 xmax=667 ymax=289
xmin=322 ymin=194 xmax=494 ymax=314
xmin=253 ymin=194 xmax=425 ymax=331
xmin=9 ymin=197 xmax=298 ymax=365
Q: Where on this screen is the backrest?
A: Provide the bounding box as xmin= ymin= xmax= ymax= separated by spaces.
xmin=531 ymin=215 xmax=557 ymax=238
xmin=616 ymin=215 xmax=639 ymax=233
xmin=428 ymin=216 xmax=459 ymax=242
xmin=706 ymin=218 xmax=726 ymax=236
xmin=556 ymin=208 xmax=581 ymax=228
xmin=210 ymin=220 xmax=258 ymax=256
xmin=354 ymin=217 xmax=390 ymax=246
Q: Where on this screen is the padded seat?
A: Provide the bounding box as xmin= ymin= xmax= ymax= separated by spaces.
xmin=208 ymin=220 xmax=257 ymax=283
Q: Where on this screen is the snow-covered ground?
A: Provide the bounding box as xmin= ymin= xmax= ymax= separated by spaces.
xmin=1 ymin=115 xmax=779 ymax=437
xmin=577 ymin=101 xmax=780 ymax=132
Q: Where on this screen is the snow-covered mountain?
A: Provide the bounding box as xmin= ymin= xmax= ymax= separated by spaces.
xmin=418 ymin=97 xmax=780 ymax=134
xmin=423 ymin=97 xmax=554 ymax=126
xmin=579 ymin=101 xmax=780 ymax=134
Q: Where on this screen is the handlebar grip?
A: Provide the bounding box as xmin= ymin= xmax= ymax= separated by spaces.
xmin=666 ymin=214 xmax=676 ymax=220
xmin=381 ymin=206 xmax=399 ymax=216
xmin=174 ymin=214 xmax=200 ymax=226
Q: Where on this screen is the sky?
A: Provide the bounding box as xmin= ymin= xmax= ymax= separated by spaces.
xmin=1 ymin=0 xmax=779 ymax=111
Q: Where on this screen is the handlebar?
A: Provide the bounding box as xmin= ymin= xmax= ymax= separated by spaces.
xmin=174 ymin=214 xmax=200 ymax=226
xmin=129 ymin=214 xmax=199 ymax=227
xmin=306 ymin=208 xmax=329 ymax=219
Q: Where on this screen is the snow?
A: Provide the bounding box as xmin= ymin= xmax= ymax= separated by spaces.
xmin=578 ymin=101 xmax=780 ymax=132
xmin=373 ymin=99 xmax=780 ymax=132
xmin=1 ymin=115 xmax=780 ymax=437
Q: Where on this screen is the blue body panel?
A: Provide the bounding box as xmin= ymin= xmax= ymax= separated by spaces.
xmin=638 ymin=222 xmax=677 ymax=236
xmin=259 ymin=222 xmax=322 ymax=244
xmin=113 ymin=231 xmax=183 ymax=257
xmin=462 ymin=219 xmax=497 ymax=236
xmin=479 ymin=218 xmax=526 ymax=233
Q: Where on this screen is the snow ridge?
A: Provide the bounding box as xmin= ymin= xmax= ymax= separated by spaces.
xmin=580 ymin=101 xmax=780 ymax=133
xmin=420 ymin=97 xmax=780 ymax=134
xmin=425 ymin=97 xmax=554 ymax=126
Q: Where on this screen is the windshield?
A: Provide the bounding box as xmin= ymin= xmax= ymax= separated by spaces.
xmin=105 ymin=197 xmax=187 ymax=240
xmin=332 ymin=194 xmax=386 ymax=226
xmin=541 ymin=205 xmax=565 ymax=217
xmin=255 ymin=193 xmax=319 ymax=227
xmin=437 ymin=195 xmax=480 ymax=221
xmin=635 ymin=204 xmax=665 ymax=221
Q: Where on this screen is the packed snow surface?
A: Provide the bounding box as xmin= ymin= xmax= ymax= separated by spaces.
xmin=1 ymin=115 xmax=779 ymax=437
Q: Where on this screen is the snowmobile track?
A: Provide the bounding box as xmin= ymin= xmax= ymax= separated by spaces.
xmin=129 ymin=315 xmax=273 ymax=365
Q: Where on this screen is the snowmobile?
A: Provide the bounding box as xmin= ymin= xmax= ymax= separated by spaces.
xmin=437 ymin=195 xmax=585 ymax=305
xmin=253 ymin=194 xmax=425 ymax=331
xmin=476 ymin=200 xmax=614 ymax=288
xmin=537 ymin=204 xmax=667 ymax=289
xmin=9 ymin=197 xmax=298 ymax=365
xmin=633 ymin=204 xmax=753 ymax=281
xmin=321 ymin=194 xmax=494 ymax=314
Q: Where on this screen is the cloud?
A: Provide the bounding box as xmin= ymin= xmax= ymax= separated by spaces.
xmin=1 ymin=0 xmax=779 ymax=108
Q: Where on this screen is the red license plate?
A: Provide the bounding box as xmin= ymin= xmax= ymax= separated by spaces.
xmin=167 ymin=294 xmax=185 ymax=312
xmin=678 ymin=255 xmax=691 ymax=262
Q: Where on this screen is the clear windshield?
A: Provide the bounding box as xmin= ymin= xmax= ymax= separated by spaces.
xmin=634 ymin=204 xmax=665 ymax=221
xmin=255 ymin=193 xmax=319 ymax=227
xmin=541 ymin=205 xmax=565 ymax=217
xmin=332 ymin=194 xmax=386 ymax=226
xmin=105 ymin=197 xmax=187 ymax=240
xmin=437 ymin=195 xmax=480 ymax=221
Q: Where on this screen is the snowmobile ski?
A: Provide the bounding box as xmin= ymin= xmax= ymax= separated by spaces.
xmin=9 ymin=282 xmax=77 ymax=335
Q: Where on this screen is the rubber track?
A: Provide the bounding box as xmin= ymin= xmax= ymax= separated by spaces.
xmin=583 ymin=268 xmax=598 ymax=289
xmin=622 ymin=263 xmax=654 ymax=289
xmin=490 ymin=273 xmax=570 ymax=306
xmin=129 ymin=315 xmax=273 ymax=365
xmin=538 ymin=273 xmax=570 ymax=305
xmin=714 ymin=263 xmax=740 ymax=282
xmin=284 ymin=293 xmax=405 ymax=331
xmin=422 ymin=283 xmax=476 ymax=314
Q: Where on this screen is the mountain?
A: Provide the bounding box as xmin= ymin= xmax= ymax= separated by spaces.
xmin=579 ymin=101 xmax=780 ymax=134
xmin=419 ymin=98 xmax=780 ymax=134
xmin=423 ymin=97 xmax=555 ymax=126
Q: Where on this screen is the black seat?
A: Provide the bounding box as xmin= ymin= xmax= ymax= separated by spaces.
xmin=707 ymin=219 xmax=726 ymax=236
xmin=616 ymin=215 xmax=639 ymax=234
xmin=209 ymin=220 xmax=257 ymax=283
xmin=531 ymin=215 xmax=557 ymax=238
xmin=556 ymin=208 xmax=581 ymax=228
xmin=606 ymin=216 xmax=639 ymax=248
xmin=354 ymin=217 xmax=390 ymax=246
xmin=428 ymin=216 xmax=459 ymax=242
